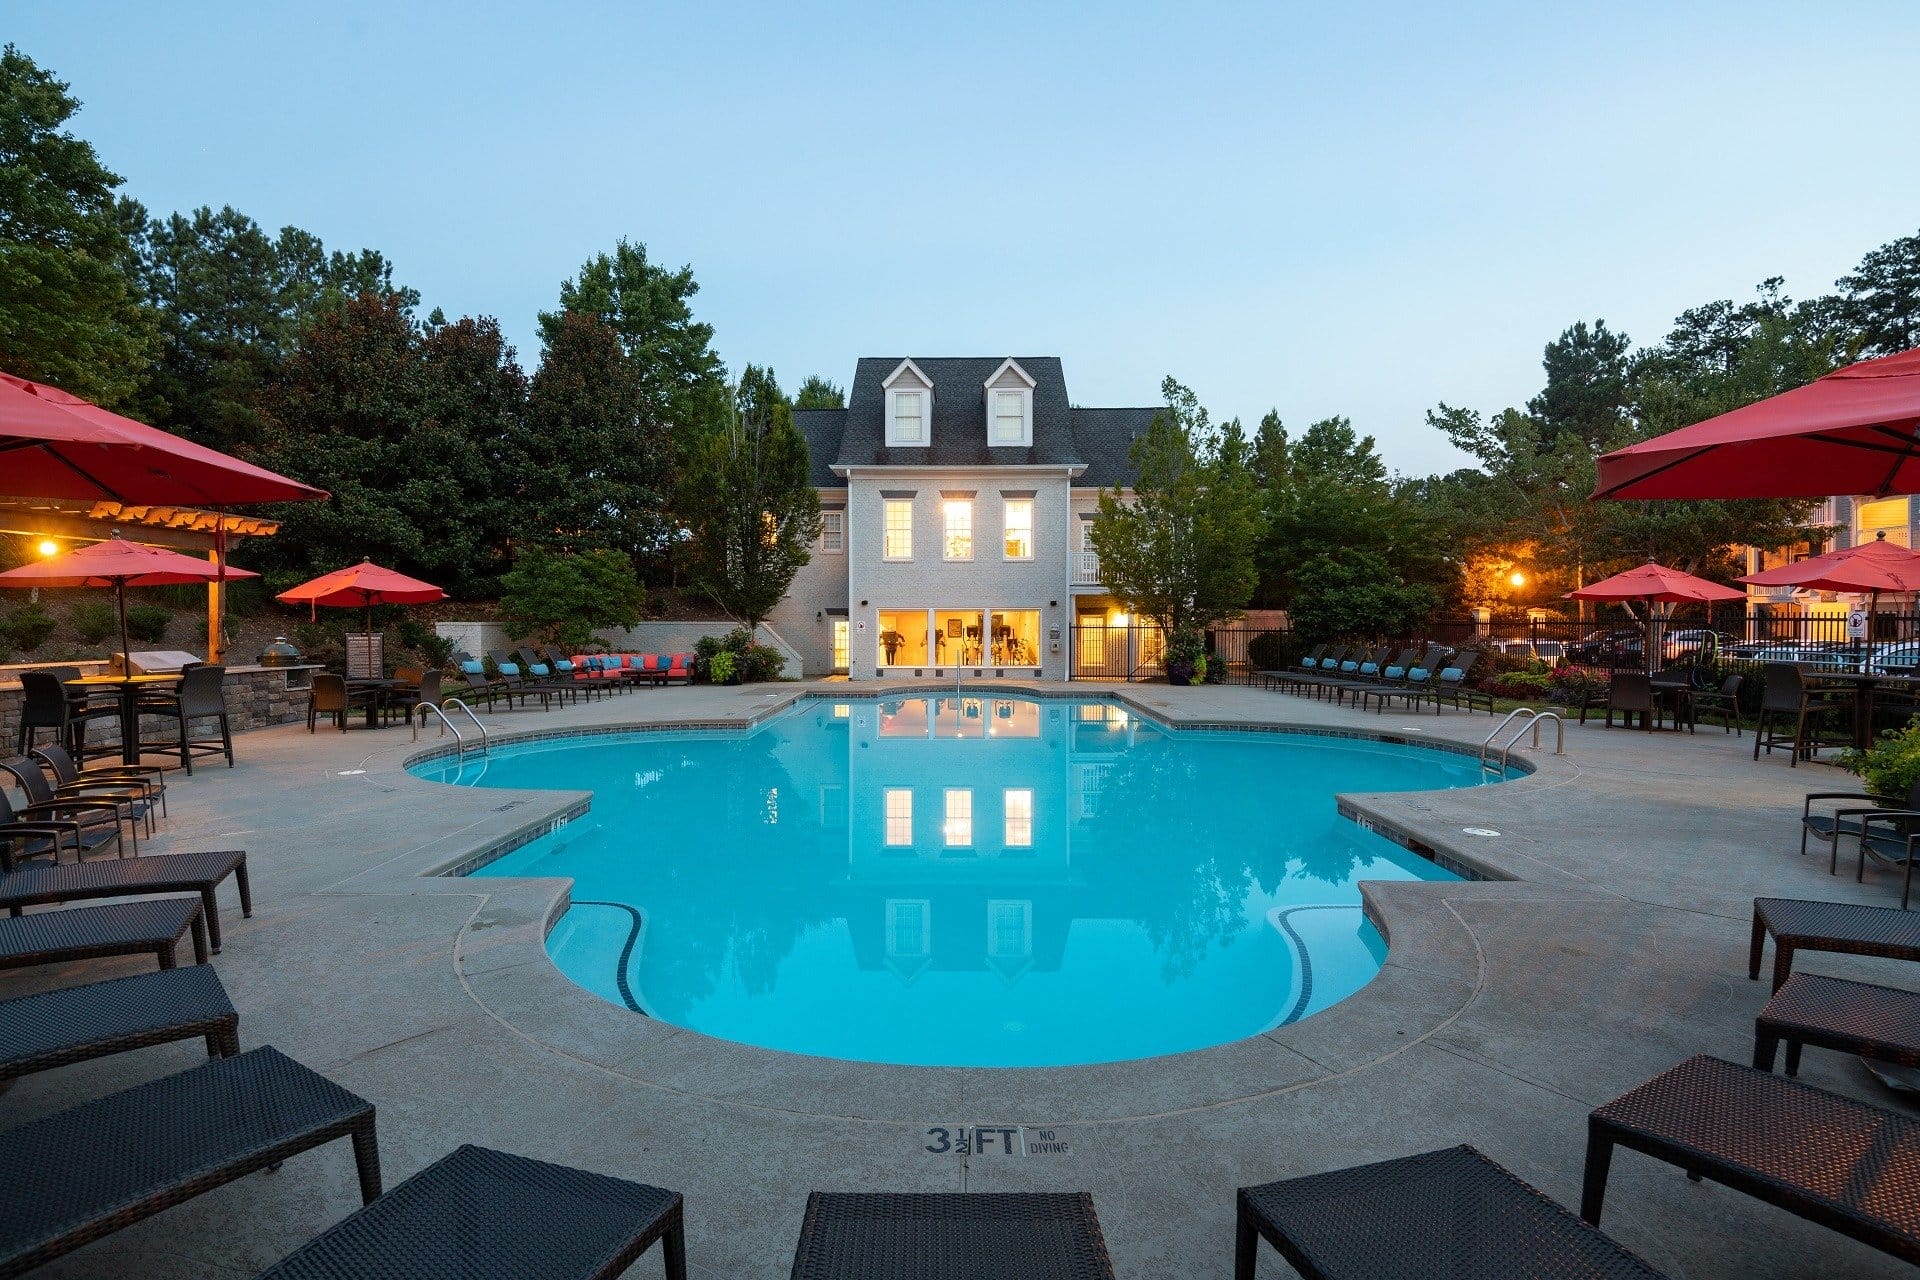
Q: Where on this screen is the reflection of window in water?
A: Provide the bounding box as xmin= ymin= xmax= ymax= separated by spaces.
xmin=987 ymin=900 xmax=1032 ymax=957
xmin=880 ymin=700 xmax=930 ymax=738
xmin=820 ymin=785 xmax=844 ymax=828
xmin=1075 ymin=703 xmax=1129 ymax=726
xmin=886 ymin=900 xmax=929 ymax=957
xmin=885 ymin=789 xmax=913 ymax=846
xmin=1004 ymin=789 xmax=1032 ymax=846
xmin=944 ymin=789 xmax=973 ymax=847
xmin=933 ymin=696 xmax=985 ymax=738
xmin=1073 ymin=762 xmax=1110 ymax=819
xmin=986 ymin=700 xmax=1039 ymax=737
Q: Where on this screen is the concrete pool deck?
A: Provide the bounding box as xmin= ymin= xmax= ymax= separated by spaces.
xmin=4 ymin=679 xmax=1916 ymax=1277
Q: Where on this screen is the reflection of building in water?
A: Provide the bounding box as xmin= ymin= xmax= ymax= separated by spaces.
xmin=767 ymin=696 xmax=1158 ymax=983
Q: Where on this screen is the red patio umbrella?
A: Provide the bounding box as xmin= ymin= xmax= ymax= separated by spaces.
xmin=1593 ymin=346 xmax=1920 ymax=500
xmin=1566 ymin=561 xmax=1745 ymax=676
xmin=1739 ymin=530 xmax=1920 ymax=669
xmin=0 ymin=371 xmax=326 ymax=505
xmin=275 ymin=558 xmax=446 ymax=635
xmin=0 ymin=530 xmax=259 ymax=667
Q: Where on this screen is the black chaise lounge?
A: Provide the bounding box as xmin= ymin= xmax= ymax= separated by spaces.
xmin=0 ymin=1045 xmax=380 ymax=1278
xmin=0 ymin=964 xmax=238 ymax=1082
xmin=1754 ymin=972 xmax=1920 ymax=1079
xmin=0 ymin=897 xmax=207 ymax=974
xmin=1749 ymin=896 xmax=1920 ymax=992
xmin=1583 ymin=1054 xmax=1920 ymax=1265
xmin=0 ymin=847 xmax=251 ymax=953
xmin=255 ymin=1144 xmax=687 ymax=1280
xmin=1237 ymin=1144 xmax=1667 ymax=1280
xmin=790 ymin=1192 xmax=1115 ymax=1280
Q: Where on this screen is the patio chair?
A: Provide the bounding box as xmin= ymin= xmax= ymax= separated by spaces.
xmin=0 ymin=1045 xmax=380 ymax=1276
xmin=1265 ymin=643 xmax=1325 ymax=688
xmin=1 ymin=755 xmax=141 ymax=851
xmin=15 ymin=670 xmax=117 ymax=759
xmin=0 ymin=964 xmax=239 ymax=1083
xmin=1431 ymin=650 xmax=1495 ymax=714
xmin=663 ymin=652 xmax=692 ymax=685
xmin=307 ymin=672 xmax=365 ymax=733
xmin=1857 ymin=818 xmax=1920 ymax=908
xmin=487 ymin=651 xmax=565 ymax=707
xmin=0 ymin=848 xmax=251 ymax=953
xmin=451 ymin=657 xmax=520 ymax=709
xmin=31 ymin=741 xmax=167 ymax=821
xmin=542 ymin=646 xmax=612 ymax=698
xmin=1688 ymin=672 xmax=1744 ymax=735
xmin=254 ymin=1144 xmax=687 ymax=1280
xmin=1363 ymin=645 xmax=1452 ymax=713
xmin=790 ymin=1192 xmax=1114 ymax=1280
xmin=1603 ymin=672 xmax=1659 ymax=729
xmin=0 ymin=776 xmax=123 ymax=861
xmin=517 ymin=647 xmax=583 ymax=704
xmin=1753 ymin=972 xmax=1920 ymax=1080
xmin=1582 ymin=1054 xmax=1920 ymax=1265
xmin=382 ymin=669 xmax=442 ymax=726
xmin=1319 ymin=646 xmax=1408 ymax=706
xmin=1237 ymin=1145 xmax=1666 ymax=1280
xmin=136 ymin=663 xmax=234 ymax=772
xmin=1800 ymin=777 xmax=1920 ymax=872
xmin=1749 ymin=896 xmax=1920 ymax=991
xmin=1753 ymin=663 xmax=1851 ymax=765
xmin=0 ymin=896 xmax=208 ymax=974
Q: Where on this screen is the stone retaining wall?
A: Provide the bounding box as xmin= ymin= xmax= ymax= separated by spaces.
xmin=0 ymin=665 xmax=319 ymax=754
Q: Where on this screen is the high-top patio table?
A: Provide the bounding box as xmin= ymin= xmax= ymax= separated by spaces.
xmin=62 ymin=672 xmax=180 ymax=765
xmin=0 ymin=1045 xmax=379 ymax=1277
xmin=1237 ymin=1145 xmax=1667 ymax=1280
xmin=1805 ymin=670 xmax=1920 ymax=751
xmin=789 ymin=1191 xmax=1115 ymax=1280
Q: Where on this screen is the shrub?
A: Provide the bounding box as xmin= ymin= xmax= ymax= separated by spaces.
xmin=1548 ymin=666 xmax=1608 ymax=708
xmin=125 ymin=604 xmax=170 ymax=644
xmin=70 ymin=600 xmax=117 ymax=645
xmin=740 ymin=642 xmax=785 ymax=682
xmin=1479 ymin=670 xmax=1553 ymax=699
xmin=0 ymin=602 xmax=56 ymax=655
xmin=396 ymin=618 xmax=456 ymax=670
xmin=1246 ymin=631 xmax=1289 ymax=672
xmin=707 ymin=650 xmax=738 ymax=684
xmin=500 ymin=546 xmax=641 ymax=648
xmin=1165 ymin=627 xmax=1205 ymax=683
xmin=1844 ymin=716 xmax=1920 ymax=801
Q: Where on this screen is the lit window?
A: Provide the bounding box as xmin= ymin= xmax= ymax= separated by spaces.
xmin=993 ymin=390 xmax=1026 ymax=444
xmin=821 ymin=510 xmax=843 ymax=553
xmin=944 ymin=500 xmax=973 ymax=561
xmin=1003 ymin=500 xmax=1033 ymax=559
xmin=831 ymin=624 xmax=850 ymax=672
xmin=1004 ymin=789 xmax=1032 ymax=847
xmin=884 ymin=500 xmax=913 ymax=559
xmin=944 ymin=789 xmax=973 ymax=847
xmin=885 ymin=789 xmax=913 ymax=846
xmin=892 ymin=391 xmax=924 ymax=444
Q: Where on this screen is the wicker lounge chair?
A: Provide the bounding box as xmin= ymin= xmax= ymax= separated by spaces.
xmin=255 ymin=1144 xmax=685 ymax=1280
xmin=516 ymin=648 xmax=583 ymax=704
xmin=29 ymin=741 xmax=165 ymax=823
xmin=1317 ymin=646 xmax=1413 ymax=706
xmin=1583 ymin=1054 xmax=1920 ymax=1264
xmin=1754 ymin=972 xmax=1920 ymax=1078
xmin=790 ymin=1192 xmax=1115 ymax=1280
xmin=0 ymin=848 xmax=250 ymax=953
xmin=0 ymin=1045 xmax=379 ymax=1277
xmin=0 ymin=897 xmax=207 ymax=973
xmin=0 ymin=767 xmax=124 ymax=859
xmin=0 ymin=964 xmax=238 ymax=1082
xmin=1799 ymin=780 xmax=1920 ymax=872
xmin=1688 ymin=672 xmax=1745 ymax=735
xmin=1238 ymin=1144 xmax=1666 ymax=1280
xmin=1429 ymin=651 xmax=1494 ymax=715
xmin=1261 ymin=643 xmax=1326 ymax=689
xmin=1362 ymin=645 xmax=1452 ymax=713
xmin=1749 ymin=896 xmax=1920 ymax=991
xmin=489 ymin=651 xmax=572 ymax=705
xmin=3 ymin=754 xmax=142 ymax=850
xmin=1858 ymin=819 xmax=1920 ymax=908
xmin=452 ymin=659 xmax=520 ymax=710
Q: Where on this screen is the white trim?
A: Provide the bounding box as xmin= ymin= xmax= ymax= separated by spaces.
xmin=982 ymin=358 xmax=1036 ymax=389
xmin=983 ymin=361 xmax=1034 ymax=448
xmin=883 ymin=357 xmax=935 ymax=389
xmin=834 ymin=464 xmax=1085 ymax=477
xmin=883 ymin=360 xmax=934 ymax=449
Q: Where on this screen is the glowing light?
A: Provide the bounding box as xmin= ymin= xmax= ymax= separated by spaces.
xmin=1508 ymin=571 xmax=1527 ymax=588
xmin=36 ymin=539 xmax=58 ymax=557
xmin=1110 ymin=611 xmax=1129 ymax=626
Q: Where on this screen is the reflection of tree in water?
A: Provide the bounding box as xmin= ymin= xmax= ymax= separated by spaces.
xmin=619 ymin=733 xmax=840 ymax=1018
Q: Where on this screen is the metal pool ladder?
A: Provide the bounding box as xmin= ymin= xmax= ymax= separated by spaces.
xmin=1480 ymin=707 xmax=1564 ymax=770
xmin=413 ymin=696 xmax=489 ymax=755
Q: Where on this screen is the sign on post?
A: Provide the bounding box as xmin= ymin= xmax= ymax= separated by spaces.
xmin=1848 ymin=607 xmax=1869 ymax=640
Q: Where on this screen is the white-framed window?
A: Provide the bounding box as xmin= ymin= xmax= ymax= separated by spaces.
xmin=889 ymin=390 xmax=925 ymax=445
xmin=986 ymin=900 xmax=1032 ymax=958
xmin=944 ymin=789 xmax=973 ymax=847
xmin=1003 ymin=499 xmax=1033 ymax=560
xmin=821 ymin=510 xmax=843 ymax=553
xmin=943 ymin=499 xmax=973 ymax=561
xmin=993 ymin=390 xmax=1026 ymax=444
xmin=885 ymin=789 xmax=913 ymax=846
xmin=886 ymin=899 xmax=929 ymax=957
xmin=1003 ymin=788 xmax=1032 ymax=847
xmin=884 ymin=499 xmax=913 ymax=560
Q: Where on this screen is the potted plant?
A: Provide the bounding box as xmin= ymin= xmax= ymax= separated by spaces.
xmin=1844 ymin=716 xmax=1920 ymax=800
xmin=1165 ymin=627 xmax=1205 ymax=686
xmin=881 ymin=630 xmax=904 ymax=664
xmin=708 ymin=650 xmax=740 ymax=685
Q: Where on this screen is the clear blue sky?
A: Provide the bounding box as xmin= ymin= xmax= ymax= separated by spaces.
xmin=14 ymin=2 xmax=1918 ymax=474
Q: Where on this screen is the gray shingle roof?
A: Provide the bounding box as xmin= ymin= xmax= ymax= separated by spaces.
xmin=793 ymin=408 xmax=847 ymax=488
xmin=1070 ymin=407 xmax=1158 ymax=489
xmin=833 ymin=357 xmax=1083 ymax=470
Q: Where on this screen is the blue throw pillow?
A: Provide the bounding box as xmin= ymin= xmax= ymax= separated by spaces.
xmin=1359 ymin=663 xmax=1379 ymax=675
xmin=1384 ymin=666 xmax=1405 ymax=679
xmin=498 ymin=662 xmax=520 ymax=676
xmin=1408 ymin=667 xmax=1429 ymax=681
xmin=1340 ymin=661 xmax=1359 ymax=672
xmin=1440 ymin=666 xmax=1465 ymax=682
xmin=529 ymin=663 xmax=550 ymax=676
xmin=461 ymin=660 xmax=483 ymax=675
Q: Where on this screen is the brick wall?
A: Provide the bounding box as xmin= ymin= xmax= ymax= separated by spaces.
xmin=0 ymin=666 xmax=319 ymax=754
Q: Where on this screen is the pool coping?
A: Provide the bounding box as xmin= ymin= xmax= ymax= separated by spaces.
xmin=354 ymin=680 xmax=1602 ymax=1124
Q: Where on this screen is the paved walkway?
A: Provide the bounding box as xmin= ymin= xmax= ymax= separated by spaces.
xmin=4 ymin=679 xmax=1915 ymax=1277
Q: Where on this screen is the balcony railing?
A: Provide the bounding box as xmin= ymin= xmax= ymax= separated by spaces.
xmin=1074 ymin=550 xmax=1101 ymax=585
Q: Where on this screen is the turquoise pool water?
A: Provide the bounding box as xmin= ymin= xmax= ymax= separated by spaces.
xmin=413 ymin=697 xmax=1509 ymax=1067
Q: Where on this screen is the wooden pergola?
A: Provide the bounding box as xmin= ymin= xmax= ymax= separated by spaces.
xmin=0 ymin=499 xmax=279 ymax=663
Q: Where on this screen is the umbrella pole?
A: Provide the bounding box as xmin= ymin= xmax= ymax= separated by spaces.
xmin=116 ymin=579 xmax=131 ymax=675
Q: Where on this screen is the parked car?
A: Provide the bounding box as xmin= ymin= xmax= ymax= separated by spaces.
xmin=1565 ymin=628 xmax=1642 ymax=665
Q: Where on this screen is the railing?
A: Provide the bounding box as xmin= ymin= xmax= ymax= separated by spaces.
xmin=413 ymin=696 xmax=489 ymax=755
xmin=1074 ymin=550 xmax=1101 ymax=585
xmin=1480 ymin=707 xmax=1565 ymax=770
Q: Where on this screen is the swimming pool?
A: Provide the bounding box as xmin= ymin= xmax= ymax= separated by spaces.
xmin=413 ymin=696 xmax=1511 ymax=1067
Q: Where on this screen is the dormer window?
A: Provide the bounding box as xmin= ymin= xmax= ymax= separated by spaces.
xmin=982 ymin=359 xmax=1034 ymax=448
xmin=882 ymin=358 xmax=934 ymax=447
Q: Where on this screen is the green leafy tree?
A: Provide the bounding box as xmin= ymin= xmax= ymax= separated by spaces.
xmin=1089 ymin=377 xmax=1263 ymax=644
xmin=1525 ymin=319 xmax=1632 ymax=451
xmin=499 ymin=546 xmax=642 ymax=649
xmin=1833 ymin=228 xmax=1920 ymax=359
xmin=524 ymin=310 xmax=675 ymax=556
xmin=682 ymin=366 xmax=822 ymax=629
xmin=0 ymin=45 xmax=154 ymax=404
xmin=1286 ymin=550 xmax=1442 ymax=641
xmin=793 ymin=375 xmax=845 ymax=409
